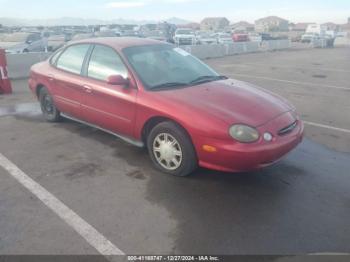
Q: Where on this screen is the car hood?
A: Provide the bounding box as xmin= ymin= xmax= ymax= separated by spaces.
xmin=156 ymin=79 xmax=293 ymax=127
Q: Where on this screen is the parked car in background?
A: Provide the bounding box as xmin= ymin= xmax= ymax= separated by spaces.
xmin=141 ymin=22 xmax=176 ymax=43
xmin=260 ymin=33 xmax=277 ymax=41
xmin=71 ymin=33 xmax=95 ymax=41
xmin=290 ymin=34 xmax=302 ymax=42
xmin=195 ymin=31 xmax=217 ymax=45
xmin=0 ymin=32 xmax=45 ymax=53
xmin=232 ymin=31 xmax=249 ymax=42
xmin=47 ymin=34 xmax=69 ymax=51
xmin=94 ymin=31 xmax=118 ymax=38
xmin=306 ymin=24 xmax=327 ymax=36
xmin=174 ymin=28 xmax=196 ymax=45
xmin=144 ymin=30 xmax=168 ymax=42
xmin=29 ymin=38 xmax=303 ymax=176
xmin=215 ymin=33 xmax=233 ymax=44
xmin=120 ymin=30 xmax=141 ymax=38
xmin=336 ymin=32 xmax=347 ymax=38
xmin=113 ymin=30 xmax=122 ymax=37
xmin=301 ymin=33 xmax=320 ymax=43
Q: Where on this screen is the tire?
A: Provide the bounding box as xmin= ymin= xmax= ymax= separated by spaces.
xmin=39 ymin=87 xmax=61 ymax=122
xmin=147 ymin=121 xmax=197 ymax=176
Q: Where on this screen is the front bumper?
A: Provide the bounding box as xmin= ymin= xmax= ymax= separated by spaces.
xmin=194 ymin=112 xmax=304 ymax=173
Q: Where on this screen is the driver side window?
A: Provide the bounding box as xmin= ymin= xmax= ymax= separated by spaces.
xmin=87 ymin=45 xmax=128 ymax=81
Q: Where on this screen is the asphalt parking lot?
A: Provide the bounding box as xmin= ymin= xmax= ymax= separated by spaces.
xmin=0 ymin=46 xmax=350 ymax=256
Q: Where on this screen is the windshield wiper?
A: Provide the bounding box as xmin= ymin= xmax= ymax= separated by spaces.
xmin=150 ymin=82 xmax=189 ymax=90
xmin=190 ymin=75 xmax=228 ymax=85
xmin=150 ymin=76 xmax=228 ymax=90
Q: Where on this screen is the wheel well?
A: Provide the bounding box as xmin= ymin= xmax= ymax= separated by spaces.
xmin=141 ymin=116 xmax=193 ymax=148
xmin=141 ymin=116 xmax=170 ymax=145
xmin=36 ymin=84 xmax=44 ymax=98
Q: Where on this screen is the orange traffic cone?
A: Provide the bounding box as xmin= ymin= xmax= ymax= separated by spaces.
xmin=0 ymin=49 xmax=12 ymax=94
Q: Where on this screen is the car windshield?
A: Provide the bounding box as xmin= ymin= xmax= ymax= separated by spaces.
xmin=123 ymin=44 xmax=221 ymax=90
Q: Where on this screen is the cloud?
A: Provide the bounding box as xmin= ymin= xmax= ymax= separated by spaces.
xmin=105 ymin=1 xmax=146 ymax=8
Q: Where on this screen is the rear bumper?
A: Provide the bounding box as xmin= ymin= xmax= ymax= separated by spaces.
xmin=194 ymin=113 xmax=304 ymax=173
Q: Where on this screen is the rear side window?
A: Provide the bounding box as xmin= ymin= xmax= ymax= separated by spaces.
xmin=56 ymin=44 xmax=90 ymax=74
xmin=87 ymin=45 xmax=128 ymax=81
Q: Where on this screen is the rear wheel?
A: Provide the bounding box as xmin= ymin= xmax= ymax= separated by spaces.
xmin=39 ymin=87 xmax=61 ymax=122
xmin=147 ymin=121 xmax=197 ymax=176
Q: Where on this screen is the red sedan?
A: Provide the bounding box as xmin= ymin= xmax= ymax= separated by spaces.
xmin=29 ymin=38 xmax=303 ymax=176
xmin=232 ymin=33 xmax=250 ymax=42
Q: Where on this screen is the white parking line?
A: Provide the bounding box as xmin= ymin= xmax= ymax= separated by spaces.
xmin=230 ymin=73 xmax=350 ymax=91
xmin=304 ymin=121 xmax=350 ymax=134
xmin=0 ymin=152 xmax=125 ymax=256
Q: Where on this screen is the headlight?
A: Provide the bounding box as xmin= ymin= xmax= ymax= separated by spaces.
xmin=229 ymin=124 xmax=260 ymax=143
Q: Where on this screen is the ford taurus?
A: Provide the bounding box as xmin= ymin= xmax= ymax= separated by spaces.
xmin=29 ymin=38 xmax=304 ymax=176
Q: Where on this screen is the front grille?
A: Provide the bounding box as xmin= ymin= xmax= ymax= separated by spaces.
xmin=278 ymin=121 xmax=298 ymax=136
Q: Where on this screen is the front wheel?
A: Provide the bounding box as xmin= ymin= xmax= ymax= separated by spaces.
xmin=39 ymin=87 xmax=61 ymax=122
xmin=147 ymin=121 xmax=197 ymax=176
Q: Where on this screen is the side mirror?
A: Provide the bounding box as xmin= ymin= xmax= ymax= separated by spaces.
xmin=26 ymin=40 xmax=33 ymax=44
xmin=107 ymin=75 xmax=129 ymax=87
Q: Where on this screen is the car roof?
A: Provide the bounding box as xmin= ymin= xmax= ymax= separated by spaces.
xmin=69 ymin=37 xmax=169 ymax=51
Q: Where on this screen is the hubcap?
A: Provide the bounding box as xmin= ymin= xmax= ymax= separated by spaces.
xmin=43 ymin=95 xmax=54 ymax=115
xmin=153 ymin=133 xmax=183 ymax=170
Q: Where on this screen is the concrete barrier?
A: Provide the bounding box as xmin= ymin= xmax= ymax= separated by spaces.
xmin=311 ymin=39 xmax=328 ymax=48
xmin=245 ymin=41 xmax=260 ymax=53
xmin=334 ymin=37 xmax=350 ymax=47
xmin=181 ymin=40 xmax=291 ymax=59
xmin=6 ymin=52 xmax=51 ymax=79
xmin=182 ymin=41 xmax=261 ymax=58
xmin=265 ymin=40 xmax=291 ymax=51
xmin=181 ymin=44 xmax=226 ymax=59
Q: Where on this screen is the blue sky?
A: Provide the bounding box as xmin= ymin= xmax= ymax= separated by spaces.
xmin=0 ymin=0 xmax=349 ymax=23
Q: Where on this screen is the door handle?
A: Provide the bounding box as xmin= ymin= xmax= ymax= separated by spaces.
xmin=48 ymin=74 xmax=54 ymax=82
xmin=83 ymin=85 xmax=93 ymax=93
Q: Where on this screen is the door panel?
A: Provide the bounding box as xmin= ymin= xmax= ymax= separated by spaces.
xmin=51 ymin=70 xmax=86 ymax=118
xmin=80 ymin=44 xmax=137 ymax=137
xmin=50 ymin=44 xmax=91 ymax=118
xmin=81 ymin=79 xmax=137 ymax=136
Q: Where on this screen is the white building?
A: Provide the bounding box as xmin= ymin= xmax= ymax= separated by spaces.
xmin=255 ymin=16 xmax=289 ymax=32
